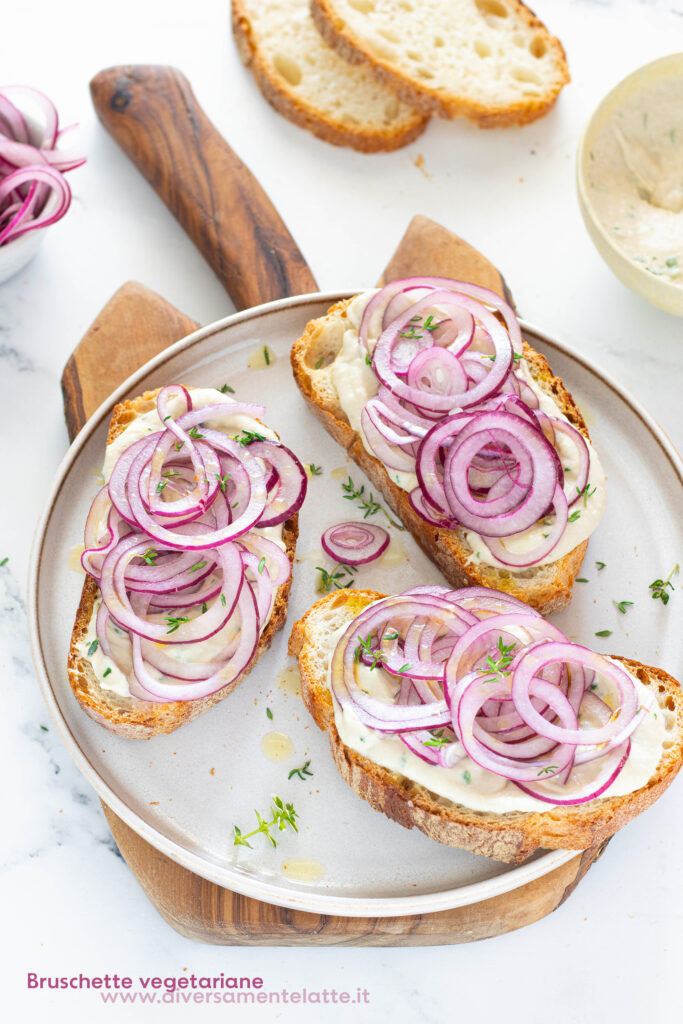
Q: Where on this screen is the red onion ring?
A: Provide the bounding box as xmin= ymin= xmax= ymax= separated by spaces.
xmin=329 ymin=589 xmax=644 ymax=806
xmin=321 ymin=521 xmax=390 ymax=565
xmin=81 ymin=389 xmax=302 ymax=703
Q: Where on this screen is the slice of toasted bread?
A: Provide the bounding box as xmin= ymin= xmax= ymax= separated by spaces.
xmin=231 ymin=0 xmax=428 ymax=152
xmin=311 ymin=0 xmax=569 ymax=127
xmin=67 ymin=389 xmax=298 ymax=740
xmin=289 ymin=590 xmax=683 ymax=863
xmin=291 ymin=297 xmax=590 ymax=615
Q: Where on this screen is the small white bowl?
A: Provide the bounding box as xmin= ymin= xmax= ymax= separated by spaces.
xmin=0 ymin=110 xmax=62 ymax=286
xmin=577 ymin=53 xmax=683 ymax=317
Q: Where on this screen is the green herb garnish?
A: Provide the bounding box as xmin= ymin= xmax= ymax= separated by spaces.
xmin=576 ymin=484 xmax=596 ymax=505
xmin=219 ymin=383 xmax=235 ymax=394
xmin=480 ymin=637 xmax=516 ymax=683
xmin=314 ymin=357 xmax=324 ymax=369
xmin=568 ymin=510 xmax=581 ymax=523
xmin=288 ymin=760 xmax=313 ymax=781
xmin=595 ymin=629 xmax=612 ymax=637
xmin=341 ymin=475 xmax=404 ymax=530
xmin=258 ymin=556 xmax=266 ymax=575
xmin=216 ymin=472 xmax=231 ymax=492
xmin=614 ymin=600 xmax=633 ymax=614
xmin=233 ymin=796 xmax=298 ymax=849
xmin=165 ymin=615 xmax=189 ymax=634
xmin=263 ymin=346 xmax=271 ymax=365
xmin=649 ymin=564 xmax=679 ymax=606
xmin=308 ymin=464 xmax=322 ymax=476
xmin=0 ymin=557 xmax=7 ymax=566
xmin=354 ymin=632 xmax=387 ymax=669
xmin=142 ymin=549 xmax=158 ymax=565
xmin=537 ymin=765 xmax=559 ymax=777
xmin=87 ymin=639 xmax=99 ymax=657
xmin=576 ymin=578 xmax=588 ymax=583
xmin=103 ymin=667 xmax=112 ymax=678
xmin=189 ymin=560 xmax=207 ymax=573
xmin=423 ymin=729 xmax=453 ymax=749
xmin=316 ymin=562 xmax=355 ymax=593
xmin=266 ymin=707 xmax=273 ymax=720
xmin=595 ymin=561 xmax=606 ymax=571
xmin=235 ymin=429 xmax=266 ymax=447
xmin=187 ymin=427 xmax=205 ymax=440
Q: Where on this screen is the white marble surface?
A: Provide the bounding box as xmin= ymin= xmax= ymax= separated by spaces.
xmin=2 ymin=0 xmax=682 ymax=1019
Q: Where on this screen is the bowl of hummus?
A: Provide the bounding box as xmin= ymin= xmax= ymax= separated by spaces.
xmin=577 ymin=53 xmax=683 ymax=316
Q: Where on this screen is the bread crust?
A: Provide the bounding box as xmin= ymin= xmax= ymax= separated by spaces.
xmin=310 ymin=0 xmax=570 ymax=127
xmin=67 ymin=389 xmax=298 ymax=740
xmin=231 ymin=0 xmax=428 ymax=152
xmin=289 ymin=590 xmax=683 ymax=863
xmin=290 ymin=297 xmax=589 ymax=614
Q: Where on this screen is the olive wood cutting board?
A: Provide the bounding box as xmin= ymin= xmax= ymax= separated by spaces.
xmin=57 ymin=64 xmax=609 ymax=943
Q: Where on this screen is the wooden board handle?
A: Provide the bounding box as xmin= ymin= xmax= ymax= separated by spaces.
xmin=90 ymin=65 xmax=318 ymax=310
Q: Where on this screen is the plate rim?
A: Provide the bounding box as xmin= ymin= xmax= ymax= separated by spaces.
xmin=27 ymin=290 xmax=682 ymax=917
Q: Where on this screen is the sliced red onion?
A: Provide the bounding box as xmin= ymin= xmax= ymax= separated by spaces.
xmin=0 ymin=87 xmax=84 ymax=246
xmin=83 ymin=389 xmax=303 ymax=702
xmin=328 ymin=589 xmax=642 ymax=806
xmin=321 ymin=521 xmax=389 ymax=565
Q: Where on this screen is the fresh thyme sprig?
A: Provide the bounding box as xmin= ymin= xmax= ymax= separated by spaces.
xmin=480 ymin=637 xmax=516 ymax=683
xmin=288 ymin=760 xmax=313 ymax=781
xmin=355 ymin=632 xmax=387 ymax=669
xmin=341 ymin=476 xmax=404 ymax=530
xmin=234 ymin=429 xmax=266 ymax=447
xmin=219 ymin=383 xmax=235 ymax=394
xmin=233 ymin=797 xmax=298 ymax=849
xmin=576 ymin=483 xmax=597 ymax=506
xmin=216 ymin=472 xmax=231 ymax=492
xmin=614 ymin=599 xmax=633 ymax=614
xmin=649 ymin=564 xmax=679 ymax=605
xmin=315 ymin=562 xmax=355 ymax=593
xmin=142 ymin=549 xmax=158 ymax=565
xmin=537 ymin=765 xmax=559 ymax=777
xmin=165 ymin=615 xmax=190 ymax=634
xmin=423 ymin=729 xmax=453 ymax=749
xmin=308 ymin=464 xmax=322 ymax=476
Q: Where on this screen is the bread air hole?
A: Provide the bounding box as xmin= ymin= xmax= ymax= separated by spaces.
xmin=665 ymin=696 xmax=676 ymax=711
xmin=272 ymin=53 xmax=302 ymax=87
xmin=512 ymin=67 xmax=542 ymax=85
xmin=398 ymin=0 xmax=414 ymax=9
xmin=378 ymin=26 xmax=401 ymax=43
xmin=367 ymin=36 xmax=397 ymax=60
xmin=417 ymin=67 xmax=435 ymax=80
xmin=475 ymin=0 xmax=509 ymax=19
xmin=384 ymin=96 xmax=400 ymax=120
xmin=474 ymin=39 xmax=492 ymax=58
xmin=348 ymin=0 xmax=375 ymax=12
xmin=530 ymin=36 xmax=547 ymax=58
xmin=434 ymin=36 xmax=445 ymax=48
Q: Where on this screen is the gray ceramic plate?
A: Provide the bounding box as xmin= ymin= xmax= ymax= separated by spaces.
xmin=28 ymin=292 xmax=683 ymax=917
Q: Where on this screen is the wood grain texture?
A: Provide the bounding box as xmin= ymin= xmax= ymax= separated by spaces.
xmin=60 ymin=220 xmax=605 ymax=944
xmin=102 ymin=805 xmax=607 ymax=946
xmin=61 ymin=281 xmax=199 ymax=442
xmin=379 ymin=214 xmax=516 ymax=308
xmin=89 ymin=65 xmax=318 ymax=310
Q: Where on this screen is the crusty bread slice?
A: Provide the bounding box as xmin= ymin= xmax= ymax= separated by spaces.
xmin=310 ymin=0 xmax=569 ymax=127
xmin=289 ymin=589 xmax=683 ymax=863
xmin=231 ymin=0 xmax=428 ymax=152
xmin=291 ymin=297 xmax=589 ymax=615
xmin=67 ymin=389 xmax=298 ymax=740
